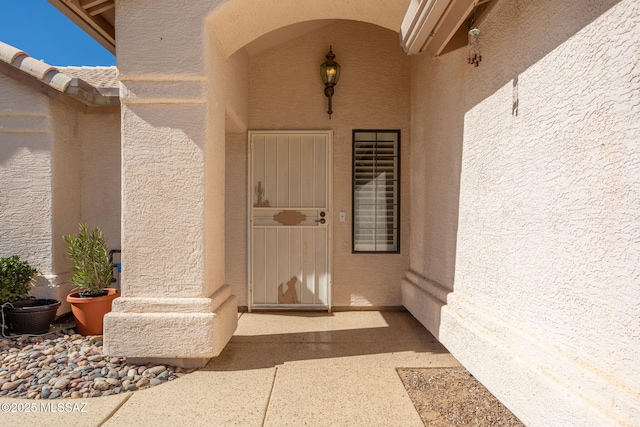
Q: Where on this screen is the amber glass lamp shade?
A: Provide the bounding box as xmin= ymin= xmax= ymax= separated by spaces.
xmin=320 ymin=46 xmax=340 ymax=118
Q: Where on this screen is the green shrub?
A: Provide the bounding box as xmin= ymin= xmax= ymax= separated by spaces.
xmin=0 ymin=256 xmax=38 ymax=305
xmin=64 ymin=224 xmax=113 ymax=296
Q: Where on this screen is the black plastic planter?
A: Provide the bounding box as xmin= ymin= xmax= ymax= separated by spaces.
xmin=3 ymin=299 xmax=61 ymax=334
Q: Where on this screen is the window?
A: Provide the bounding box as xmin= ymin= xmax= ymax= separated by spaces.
xmin=352 ymin=130 xmax=400 ymax=253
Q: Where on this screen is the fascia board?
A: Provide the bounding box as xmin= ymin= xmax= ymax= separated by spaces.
xmin=399 ymin=0 xmax=452 ymax=55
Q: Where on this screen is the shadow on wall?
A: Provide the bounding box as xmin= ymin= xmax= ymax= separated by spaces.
xmin=449 ymin=0 xmax=627 ymax=288
xmin=0 ymin=136 xmax=51 ymax=165
xmin=407 ymin=0 xmax=625 ymax=334
xmin=462 ymin=0 xmax=624 ymax=112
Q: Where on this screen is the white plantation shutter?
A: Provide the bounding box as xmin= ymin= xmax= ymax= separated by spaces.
xmin=353 ymin=131 xmax=400 ymax=252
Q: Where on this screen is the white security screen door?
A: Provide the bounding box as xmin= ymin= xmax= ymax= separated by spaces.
xmin=248 ymin=131 xmax=332 ymax=310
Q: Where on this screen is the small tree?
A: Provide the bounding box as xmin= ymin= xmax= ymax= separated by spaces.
xmin=0 ymin=256 xmax=37 ymax=304
xmin=64 ymin=224 xmax=113 ymax=297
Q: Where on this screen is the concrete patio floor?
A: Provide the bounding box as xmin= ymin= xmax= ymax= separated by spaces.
xmin=0 ymin=311 xmax=461 ymax=426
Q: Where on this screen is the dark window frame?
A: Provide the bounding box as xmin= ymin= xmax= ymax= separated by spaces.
xmin=352 ymin=129 xmax=401 ymax=254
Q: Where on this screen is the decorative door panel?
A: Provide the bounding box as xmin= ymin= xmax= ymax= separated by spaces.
xmin=249 ymin=131 xmax=331 ymax=309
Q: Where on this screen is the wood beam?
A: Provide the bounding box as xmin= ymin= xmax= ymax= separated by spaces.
xmin=48 ymin=0 xmax=115 ymax=52
xmin=79 ymin=0 xmax=110 ymax=9
xmin=87 ymin=0 xmax=115 ymax=17
xmin=89 ymin=14 xmax=116 ymax=41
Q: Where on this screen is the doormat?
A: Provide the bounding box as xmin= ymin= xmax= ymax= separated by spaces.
xmin=397 ymin=367 xmax=524 ymax=426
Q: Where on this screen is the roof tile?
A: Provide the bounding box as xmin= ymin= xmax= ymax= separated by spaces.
xmin=0 ymin=42 xmax=26 ymax=64
xmin=49 ymin=72 xmax=73 ymax=92
xmin=0 ymin=40 xmax=119 ymax=107
xmin=57 ymin=66 xmax=119 ymax=89
xmin=15 ymin=56 xmax=57 ymax=80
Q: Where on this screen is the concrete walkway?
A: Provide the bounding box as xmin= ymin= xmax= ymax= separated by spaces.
xmin=0 ymin=311 xmax=460 ymax=426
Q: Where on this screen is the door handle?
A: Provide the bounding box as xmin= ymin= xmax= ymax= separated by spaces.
xmin=315 ymin=218 xmax=326 ymax=224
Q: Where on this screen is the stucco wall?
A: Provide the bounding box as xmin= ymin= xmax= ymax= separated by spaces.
xmin=208 ymin=0 xmax=410 ymax=57
xmin=0 ymin=73 xmax=53 ymax=272
xmin=235 ymin=20 xmax=410 ymax=307
xmin=49 ymin=100 xmax=81 ymax=276
xmin=225 ymin=133 xmax=248 ymax=305
xmin=80 ymin=113 xmax=121 ymax=251
xmin=223 ymin=50 xmax=250 ymax=133
xmin=0 ymin=72 xmax=120 ymax=314
xmin=405 ymin=0 xmax=640 ymax=425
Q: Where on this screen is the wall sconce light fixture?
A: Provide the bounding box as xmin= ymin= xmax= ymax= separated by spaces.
xmin=320 ymin=46 xmax=340 ymax=119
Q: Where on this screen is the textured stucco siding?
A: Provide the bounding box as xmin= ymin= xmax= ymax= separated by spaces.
xmin=225 ymin=133 xmax=248 ymax=305
xmin=223 ymin=50 xmax=250 ymax=133
xmin=208 ymin=0 xmax=410 ymax=57
xmin=0 ymin=72 xmax=120 ymax=315
xmin=80 ymin=113 xmax=121 ymax=250
xmin=49 ymin=101 xmax=81 ymax=276
xmin=242 ymin=20 xmax=410 ymax=307
xmin=117 ymin=0 xmax=409 ymax=74
xmin=116 ymin=0 xmax=219 ymax=76
xmin=49 ymin=97 xmax=120 ymax=277
xmin=0 ymin=73 xmax=53 ymax=272
xmin=117 ymin=0 xmax=235 ymax=299
xmin=120 ymin=103 xmax=207 ymax=297
xmin=406 ymin=0 xmax=640 ymax=425
xmin=105 ymin=0 xmax=240 ymax=364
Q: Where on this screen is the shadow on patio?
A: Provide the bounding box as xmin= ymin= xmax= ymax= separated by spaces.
xmin=205 ymin=311 xmax=454 ymax=371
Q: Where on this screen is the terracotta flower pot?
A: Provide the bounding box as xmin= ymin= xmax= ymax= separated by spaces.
xmin=66 ymin=288 xmax=120 ymax=335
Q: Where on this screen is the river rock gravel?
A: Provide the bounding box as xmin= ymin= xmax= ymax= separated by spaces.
xmin=397 ymin=367 xmax=525 ymax=426
xmin=0 ymin=328 xmax=194 ymax=399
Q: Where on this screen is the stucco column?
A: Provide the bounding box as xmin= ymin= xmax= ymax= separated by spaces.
xmin=103 ymin=80 xmax=237 ymax=367
xmin=103 ymin=0 xmax=237 ymax=367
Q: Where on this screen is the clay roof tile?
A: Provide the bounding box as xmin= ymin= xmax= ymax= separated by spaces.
xmin=0 ymin=40 xmax=118 ymax=106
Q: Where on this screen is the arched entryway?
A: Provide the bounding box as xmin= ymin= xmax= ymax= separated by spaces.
xmin=105 ymin=0 xmax=412 ymax=368
xmin=214 ymin=18 xmax=411 ymax=311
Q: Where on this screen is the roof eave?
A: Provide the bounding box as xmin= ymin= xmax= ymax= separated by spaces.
xmin=399 ymin=0 xmax=496 ymax=57
xmin=47 ymin=0 xmax=116 ymax=54
xmin=0 ymin=59 xmax=119 ymax=114
xmin=65 ymin=78 xmax=120 ymax=107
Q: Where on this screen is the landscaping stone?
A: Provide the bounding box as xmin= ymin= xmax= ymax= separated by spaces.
xmin=53 ymin=377 xmax=70 ymax=389
xmin=0 ymin=327 xmax=195 ymax=399
xmin=41 ymin=386 xmax=51 ymax=399
xmin=145 ymin=366 xmax=166 ymax=376
xmin=93 ymin=381 xmax=110 ymax=391
xmin=1 ymin=381 xmax=20 ymax=391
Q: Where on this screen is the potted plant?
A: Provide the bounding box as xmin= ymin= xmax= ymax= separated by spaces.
xmin=64 ymin=224 xmax=119 ymax=335
xmin=0 ymin=255 xmax=60 ymax=335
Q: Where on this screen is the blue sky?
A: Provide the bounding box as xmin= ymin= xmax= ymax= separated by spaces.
xmin=0 ymin=0 xmax=115 ymax=66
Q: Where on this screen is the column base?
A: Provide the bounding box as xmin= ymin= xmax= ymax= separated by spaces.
xmin=401 ymin=269 xmax=450 ymax=339
xmin=103 ymin=285 xmax=237 ymax=368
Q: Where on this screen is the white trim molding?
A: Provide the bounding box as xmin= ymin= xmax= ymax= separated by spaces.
xmin=400 ymin=0 xmax=492 ymax=57
xmin=400 ymin=0 xmax=453 ymax=55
